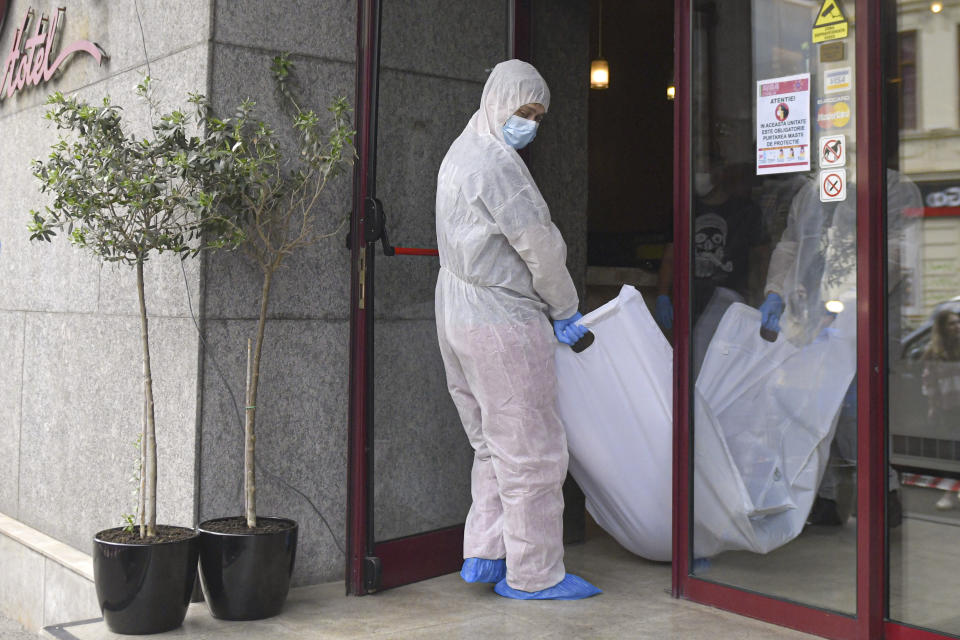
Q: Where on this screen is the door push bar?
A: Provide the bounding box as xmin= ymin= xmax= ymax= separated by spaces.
xmin=362 ymin=197 xmax=440 ymax=257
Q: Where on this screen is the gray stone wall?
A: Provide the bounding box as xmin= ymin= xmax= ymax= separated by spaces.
xmin=0 ymin=0 xmax=209 ymax=552
xmin=530 ymin=0 xmax=590 ymax=301
xmin=197 ymin=0 xmax=357 ymax=586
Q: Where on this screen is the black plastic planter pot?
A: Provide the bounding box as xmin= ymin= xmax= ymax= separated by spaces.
xmin=198 ymin=516 xmax=298 ymax=620
xmin=93 ymin=526 xmax=200 ymax=635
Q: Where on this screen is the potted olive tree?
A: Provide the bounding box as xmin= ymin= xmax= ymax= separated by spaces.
xmin=193 ymin=53 xmax=354 ymax=621
xmin=29 ymin=79 xmax=238 ymax=635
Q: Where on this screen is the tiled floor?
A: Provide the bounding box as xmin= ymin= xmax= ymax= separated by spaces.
xmin=46 ymin=534 xmax=816 ymax=640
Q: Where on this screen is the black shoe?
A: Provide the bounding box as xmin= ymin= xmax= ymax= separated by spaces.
xmin=807 ymin=497 xmax=843 ymax=526
xmin=888 ymin=490 xmax=903 ymax=529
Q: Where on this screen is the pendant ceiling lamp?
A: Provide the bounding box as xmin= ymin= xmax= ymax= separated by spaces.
xmin=590 ymin=0 xmax=609 ymax=90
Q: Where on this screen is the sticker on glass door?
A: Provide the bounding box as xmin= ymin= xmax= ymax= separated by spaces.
xmin=820 ymin=168 xmax=847 ymax=203
xmin=756 ymin=73 xmax=811 ymax=175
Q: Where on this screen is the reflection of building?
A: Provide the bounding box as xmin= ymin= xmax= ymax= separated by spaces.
xmin=898 ymin=3 xmax=960 ymax=323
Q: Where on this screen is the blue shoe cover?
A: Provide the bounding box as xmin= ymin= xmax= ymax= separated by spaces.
xmin=460 ymin=558 xmax=507 ymax=583
xmin=494 ymin=573 xmax=601 ymax=600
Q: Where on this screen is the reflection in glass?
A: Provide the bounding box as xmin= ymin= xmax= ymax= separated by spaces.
xmin=887 ymin=1 xmax=960 ymax=635
xmin=689 ymin=0 xmax=858 ymax=614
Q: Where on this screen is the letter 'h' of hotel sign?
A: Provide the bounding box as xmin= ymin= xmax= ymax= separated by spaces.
xmin=0 ymin=4 xmax=106 ymax=102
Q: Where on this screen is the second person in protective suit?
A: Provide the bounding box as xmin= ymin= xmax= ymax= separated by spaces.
xmin=434 ymin=59 xmax=600 ymax=600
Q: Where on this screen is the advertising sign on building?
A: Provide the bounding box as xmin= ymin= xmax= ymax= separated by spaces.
xmin=912 ymin=181 xmax=960 ymax=217
xmin=756 ymin=73 xmax=811 ymax=175
xmin=0 ymin=6 xmax=105 ymax=104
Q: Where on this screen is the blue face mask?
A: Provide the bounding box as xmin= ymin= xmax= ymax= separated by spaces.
xmin=502 ymin=115 xmax=538 ymax=149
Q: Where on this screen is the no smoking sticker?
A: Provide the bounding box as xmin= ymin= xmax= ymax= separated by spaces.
xmin=820 ymin=134 xmax=845 ymax=168
xmin=820 ymin=168 xmax=847 ymax=202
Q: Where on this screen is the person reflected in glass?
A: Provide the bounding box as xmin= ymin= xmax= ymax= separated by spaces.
xmin=760 ymin=170 xmax=920 ymax=527
xmin=655 ymin=156 xmax=769 ymax=371
xmin=921 ymin=310 xmax=960 ymax=510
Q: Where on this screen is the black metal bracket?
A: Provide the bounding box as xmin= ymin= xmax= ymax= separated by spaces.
xmin=364 ymin=196 xmax=395 ymax=256
xmin=363 ymin=555 xmax=382 ymax=593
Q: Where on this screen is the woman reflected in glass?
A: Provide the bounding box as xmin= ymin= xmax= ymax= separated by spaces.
xmin=921 ymin=310 xmax=960 ymax=509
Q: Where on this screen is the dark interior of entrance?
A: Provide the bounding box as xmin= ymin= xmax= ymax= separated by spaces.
xmin=585 ymin=0 xmax=675 ymax=311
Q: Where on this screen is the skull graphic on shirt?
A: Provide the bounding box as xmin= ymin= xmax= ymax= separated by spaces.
xmin=694 ymin=212 xmax=734 ymax=279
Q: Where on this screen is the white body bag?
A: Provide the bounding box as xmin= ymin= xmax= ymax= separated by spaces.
xmin=555 ymin=285 xmax=856 ymax=560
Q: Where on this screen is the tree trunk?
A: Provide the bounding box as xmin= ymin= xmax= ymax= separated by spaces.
xmin=138 ymin=395 xmax=146 ymax=538
xmin=245 ymin=268 xmax=274 ymax=528
xmin=137 ymin=259 xmax=157 ymax=538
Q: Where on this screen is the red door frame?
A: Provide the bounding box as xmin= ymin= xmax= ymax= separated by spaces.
xmin=345 ymin=0 xmax=375 ymax=596
xmin=672 ymin=2 xmax=957 ymax=639
xmin=346 ymin=0 xmax=532 ymax=596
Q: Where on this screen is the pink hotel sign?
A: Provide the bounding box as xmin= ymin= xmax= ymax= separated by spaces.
xmin=0 ymin=3 xmax=106 ymax=101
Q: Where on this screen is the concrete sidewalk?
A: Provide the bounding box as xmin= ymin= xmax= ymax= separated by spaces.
xmin=42 ymin=535 xmax=815 ymax=640
xmin=0 ymin=616 xmax=35 ymax=640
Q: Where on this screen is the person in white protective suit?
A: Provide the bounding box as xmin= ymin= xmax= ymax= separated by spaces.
xmin=758 ymin=169 xmax=921 ymax=526
xmin=434 ymin=59 xmax=601 ymax=601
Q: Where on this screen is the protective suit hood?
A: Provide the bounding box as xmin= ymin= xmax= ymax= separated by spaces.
xmin=468 ymin=59 xmax=550 ymax=143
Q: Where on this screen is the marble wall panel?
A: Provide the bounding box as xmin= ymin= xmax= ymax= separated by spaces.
xmin=0 ymin=312 xmax=24 ymax=516
xmin=371 ymin=70 xmax=483 ymax=320
xmin=214 ymin=0 xmax=355 ymax=64
xmin=379 ymin=0 xmax=508 ymax=80
xmin=1 ymin=44 xmax=208 ymax=317
xmin=372 ymin=318 xmax=472 ymax=542
xmin=530 ymin=0 xmax=590 ymax=300
xmin=198 ymin=318 xmax=348 ymax=585
xmin=204 ymin=45 xmax=355 ymax=321
xmin=18 ymin=314 xmax=198 ymax=551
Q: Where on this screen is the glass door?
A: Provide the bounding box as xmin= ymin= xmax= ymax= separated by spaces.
xmin=886 ymin=1 xmax=960 ymax=638
xmin=674 ymin=1 xmax=870 ymax=637
xmin=690 ymin=0 xmax=859 ymax=613
xmin=348 ymin=0 xmax=519 ymax=593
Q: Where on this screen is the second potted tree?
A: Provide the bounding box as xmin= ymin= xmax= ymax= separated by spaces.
xmin=195 ymin=53 xmax=354 ymax=620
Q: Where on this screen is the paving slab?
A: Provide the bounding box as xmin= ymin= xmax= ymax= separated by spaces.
xmin=43 ymin=535 xmax=816 ymax=639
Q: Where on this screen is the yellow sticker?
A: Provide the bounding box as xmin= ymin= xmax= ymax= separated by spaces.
xmin=812 ymin=0 xmax=849 ymax=44
xmin=815 ymin=0 xmax=846 ymax=25
xmin=832 ymin=101 xmax=850 ymax=128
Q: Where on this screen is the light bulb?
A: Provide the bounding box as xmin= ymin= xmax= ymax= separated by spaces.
xmin=825 ymin=300 xmax=845 ymax=313
xmin=667 ymin=85 xmax=676 ymax=100
xmin=931 ymin=1 xmax=944 ymax=13
xmin=590 ymin=59 xmax=610 ymax=90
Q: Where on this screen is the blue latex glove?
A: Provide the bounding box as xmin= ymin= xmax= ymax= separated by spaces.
xmin=494 ymin=574 xmax=602 ymax=600
xmin=553 ymin=312 xmax=588 ymax=346
xmin=654 ymin=294 xmax=673 ymax=330
xmin=460 ymin=558 xmax=506 ymax=584
xmin=759 ymin=292 xmax=785 ymax=332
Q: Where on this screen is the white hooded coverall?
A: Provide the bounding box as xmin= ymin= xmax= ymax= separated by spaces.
xmin=435 ymin=60 xmax=579 ymax=592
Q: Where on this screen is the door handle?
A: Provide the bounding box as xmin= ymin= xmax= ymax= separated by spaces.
xmin=363 ymin=197 xmax=438 ymax=257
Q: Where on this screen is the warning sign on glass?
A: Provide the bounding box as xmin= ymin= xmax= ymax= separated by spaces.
xmin=756 ymin=73 xmax=811 ymax=176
